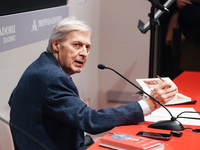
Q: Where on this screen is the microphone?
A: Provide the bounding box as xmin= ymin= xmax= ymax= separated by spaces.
xmin=98 ymin=64 xmax=184 ymax=131
xmin=148 ymin=0 xmax=169 ymax=12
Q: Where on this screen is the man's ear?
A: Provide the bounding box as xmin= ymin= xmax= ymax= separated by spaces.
xmin=52 ymin=40 xmax=60 ymax=52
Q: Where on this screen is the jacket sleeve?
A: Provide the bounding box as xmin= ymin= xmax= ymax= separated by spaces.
xmin=44 ymin=74 xmax=144 ymax=134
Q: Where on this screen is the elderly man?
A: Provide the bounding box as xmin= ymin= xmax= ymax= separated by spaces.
xmin=9 ymin=17 xmax=178 ymax=150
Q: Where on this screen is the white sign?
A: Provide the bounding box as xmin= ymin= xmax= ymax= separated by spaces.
xmin=0 ymin=5 xmax=69 ymax=52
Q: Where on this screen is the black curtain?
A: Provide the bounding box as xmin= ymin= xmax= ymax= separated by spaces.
xmin=157 ymin=0 xmax=180 ymax=79
xmin=0 ymin=0 xmax=67 ymax=16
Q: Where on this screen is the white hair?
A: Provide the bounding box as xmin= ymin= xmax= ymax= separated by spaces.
xmin=46 ymin=17 xmax=92 ymax=53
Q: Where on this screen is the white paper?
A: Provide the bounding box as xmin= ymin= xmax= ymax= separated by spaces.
xmin=145 ymin=107 xmax=200 ymax=126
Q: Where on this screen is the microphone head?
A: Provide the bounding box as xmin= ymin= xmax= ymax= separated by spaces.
xmin=97 ymin=64 xmax=105 ymax=70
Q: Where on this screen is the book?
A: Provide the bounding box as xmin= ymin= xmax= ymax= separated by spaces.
xmin=136 ymin=77 xmax=191 ymax=105
xmin=99 ymin=132 xmax=165 ymax=150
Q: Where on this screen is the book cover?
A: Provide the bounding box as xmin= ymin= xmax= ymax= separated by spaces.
xmin=99 ymin=132 xmax=164 ymax=150
xmin=136 ymin=77 xmax=191 ymax=105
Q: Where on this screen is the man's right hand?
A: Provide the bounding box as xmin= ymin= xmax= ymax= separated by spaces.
xmin=144 ymin=81 xmax=178 ymax=112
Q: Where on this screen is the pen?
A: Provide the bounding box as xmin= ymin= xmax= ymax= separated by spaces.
xmin=157 ymin=75 xmax=164 ymax=82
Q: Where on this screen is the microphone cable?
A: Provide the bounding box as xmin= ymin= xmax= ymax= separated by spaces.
xmin=184 ymin=127 xmax=200 ymax=133
xmin=175 ymin=111 xmax=200 ymax=133
xmin=177 ymin=111 xmax=200 ymax=120
xmin=0 ymin=116 xmax=50 ymax=150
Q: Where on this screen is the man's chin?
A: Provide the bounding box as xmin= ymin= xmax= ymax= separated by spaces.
xmin=63 ymin=67 xmax=82 ymax=76
xmin=74 ymin=68 xmax=82 ymax=74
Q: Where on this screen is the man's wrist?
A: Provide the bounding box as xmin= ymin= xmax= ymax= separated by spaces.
xmin=138 ymin=100 xmax=152 ymax=116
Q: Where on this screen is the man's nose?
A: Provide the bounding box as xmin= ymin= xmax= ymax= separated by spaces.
xmin=80 ymin=46 xmax=88 ymax=55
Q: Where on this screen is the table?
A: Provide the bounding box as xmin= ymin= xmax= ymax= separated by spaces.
xmin=87 ymin=71 xmax=200 ymax=150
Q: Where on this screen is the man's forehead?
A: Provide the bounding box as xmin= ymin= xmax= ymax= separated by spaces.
xmin=67 ymin=31 xmax=91 ymax=44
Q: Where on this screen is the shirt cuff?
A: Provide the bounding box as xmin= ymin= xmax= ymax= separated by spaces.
xmin=138 ymin=100 xmax=151 ymax=116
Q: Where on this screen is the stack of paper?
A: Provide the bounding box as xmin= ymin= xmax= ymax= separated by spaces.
xmin=145 ymin=107 xmax=200 ymax=126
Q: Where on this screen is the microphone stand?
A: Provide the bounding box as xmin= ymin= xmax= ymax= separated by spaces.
xmin=98 ymin=64 xmax=184 ymax=130
xmin=139 ymin=0 xmax=172 ymax=77
xmin=149 ymin=4 xmax=158 ymax=78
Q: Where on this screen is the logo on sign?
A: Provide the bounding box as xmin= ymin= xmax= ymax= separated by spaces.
xmin=31 ymin=16 xmax=62 ymax=32
xmin=31 ymin=20 xmax=38 ymax=32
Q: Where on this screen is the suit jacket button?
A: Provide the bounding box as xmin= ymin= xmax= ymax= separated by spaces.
xmin=80 ymin=142 xmax=84 ymax=147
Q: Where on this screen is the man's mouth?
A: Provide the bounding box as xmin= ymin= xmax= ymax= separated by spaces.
xmin=75 ymin=60 xmax=84 ymax=66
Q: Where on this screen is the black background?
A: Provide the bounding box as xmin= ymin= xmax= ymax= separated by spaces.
xmin=0 ymin=0 xmax=67 ymax=16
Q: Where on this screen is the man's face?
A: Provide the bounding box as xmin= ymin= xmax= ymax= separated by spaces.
xmin=52 ymin=30 xmax=91 ymax=76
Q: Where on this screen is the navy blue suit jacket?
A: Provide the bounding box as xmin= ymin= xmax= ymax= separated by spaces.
xmin=9 ymin=52 xmax=144 ymax=150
